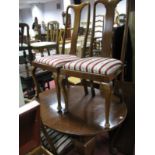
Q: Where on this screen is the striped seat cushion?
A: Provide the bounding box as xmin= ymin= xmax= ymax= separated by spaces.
xmin=34 ymin=54 xmax=79 ymax=68
xmin=64 ymin=57 xmax=123 ymax=75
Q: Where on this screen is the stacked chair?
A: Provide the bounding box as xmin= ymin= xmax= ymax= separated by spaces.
xmin=31 ymin=0 xmax=129 ymax=154
xmin=31 ymin=20 xmax=60 ymax=56
xmin=32 ymin=2 xmax=91 ymax=112
xmin=19 ymin=23 xmax=53 ymax=99
xmin=60 ymin=0 xmax=128 ymax=127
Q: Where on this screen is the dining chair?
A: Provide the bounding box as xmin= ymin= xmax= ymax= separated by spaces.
xmin=90 ymin=14 xmax=104 ymax=57
xmin=41 ymin=123 xmax=74 ymax=155
xmin=31 ymin=21 xmax=59 ymax=57
xmin=59 ymin=0 xmax=129 ymax=128
xmin=19 ymin=23 xmax=34 ymax=67
xmin=19 ymin=23 xmax=53 ymax=99
xmin=31 ymin=2 xmax=91 ymax=112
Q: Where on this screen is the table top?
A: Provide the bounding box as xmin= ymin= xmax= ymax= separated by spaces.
xmin=31 ymin=41 xmax=56 ymax=48
xmin=39 ymin=85 xmax=127 ymax=136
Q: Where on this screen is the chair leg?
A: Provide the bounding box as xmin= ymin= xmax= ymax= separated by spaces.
xmin=47 ymin=49 xmax=50 ymax=56
xmin=31 ymin=66 xmax=41 ymax=98
xmin=53 ymin=72 xmax=62 ymax=112
xmin=56 ymin=44 xmax=59 ymax=54
xmin=59 ymin=74 xmax=69 ymax=113
xmin=90 ymin=80 xmax=95 ymax=97
xmin=81 ymin=79 xmax=88 ymax=96
xmin=100 ymin=82 xmax=112 ymax=128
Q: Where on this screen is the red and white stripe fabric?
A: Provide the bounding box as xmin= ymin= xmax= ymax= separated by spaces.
xmin=64 ymin=57 xmax=123 ymax=75
xmin=34 ymin=54 xmax=80 ymax=68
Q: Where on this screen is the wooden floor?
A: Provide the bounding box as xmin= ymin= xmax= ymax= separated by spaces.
xmin=39 ymin=85 xmax=127 ymax=136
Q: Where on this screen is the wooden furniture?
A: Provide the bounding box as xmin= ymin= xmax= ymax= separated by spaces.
xmin=32 ymin=2 xmax=91 ymax=112
xmin=19 ymin=23 xmax=34 ymax=66
xmin=41 ymin=124 xmax=74 ymax=155
xmin=20 ymin=64 xmax=52 ymax=99
xmin=90 ymin=15 xmax=104 ymax=56
xmin=31 ymin=21 xmax=59 ymax=56
xmin=19 ymin=23 xmax=52 ymax=99
xmin=32 ymin=1 xmax=129 ymax=154
xmin=109 ymin=81 xmax=134 ymax=155
xmin=19 ymin=101 xmax=53 ymax=155
xmin=62 ymin=12 xmax=71 ymax=39
xmin=38 ymin=85 xmax=127 ymax=155
xmin=60 ymin=0 xmax=129 ymax=128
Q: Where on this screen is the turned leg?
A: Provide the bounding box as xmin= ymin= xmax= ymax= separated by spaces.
xmin=53 ymin=72 xmax=62 ymax=112
xmin=31 ymin=66 xmax=41 ymax=98
xmin=59 ymin=74 xmax=69 ymax=113
xmin=100 ymin=82 xmax=112 ymax=128
xmin=81 ymin=79 xmax=88 ymax=96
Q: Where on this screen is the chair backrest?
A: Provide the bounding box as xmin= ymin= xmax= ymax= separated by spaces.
xmin=19 ymin=23 xmax=30 ymax=48
xmin=47 ymin=21 xmax=59 ymax=43
xmin=90 ymin=14 xmax=104 ymax=56
xmin=62 ymin=2 xmax=90 ymax=57
xmin=90 ymin=0 xmax=129 ymax=62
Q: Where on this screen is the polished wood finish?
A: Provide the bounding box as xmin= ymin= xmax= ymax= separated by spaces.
xmin=39 ymin=86 xmax=127 ymax=136
xmin=60 ymin=0 xmax=129 ymax=127
xmin=62 ymin=2 xmax=90 ymax=56
xmin=32 ymin=2 xmax=91 ymax=112
xmin=109 ymin=81 xmax=135 ymax=155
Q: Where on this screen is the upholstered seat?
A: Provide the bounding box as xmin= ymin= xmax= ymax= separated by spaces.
xmin=34 ymin=54 xmax=79 ymax=68
xmin=64 ymin=57 xmax=123 ymax=76
xmin=32 ymin=2 xmax=91 ymax=112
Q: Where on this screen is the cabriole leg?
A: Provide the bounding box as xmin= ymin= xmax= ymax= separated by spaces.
xmin=100 ymin=82 xmax=112 ymax=128
xmin=59 ymin=74 xmax=69 ymax=113
xmin=31 ymin=66 xmax=41 ymax=98
xmin=53 ymin=72 xmax=62 ymax=112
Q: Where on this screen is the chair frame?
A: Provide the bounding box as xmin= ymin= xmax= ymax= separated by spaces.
xmin=32 ymin=2 xmax=91 ymax=112
xmin=47 ymin=21 xmax=60 ymax=54
xmin=30 ymin=21 xmax=59 ymax=56
xmin=19 ymin=23 xmax=34 ymax=65
xmin=59 ymin=0 xmax=129 ymax=128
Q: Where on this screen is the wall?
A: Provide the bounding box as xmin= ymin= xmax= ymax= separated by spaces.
xmin=19 ymin=0 xmax=126 ymax=31
xmin=19 ymin=0 xmax=65 ymax=34
xmin=43 ymin=0 xmax=64 ymax=28
xmin=19 ymin=8 xmax=33 ymax=26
